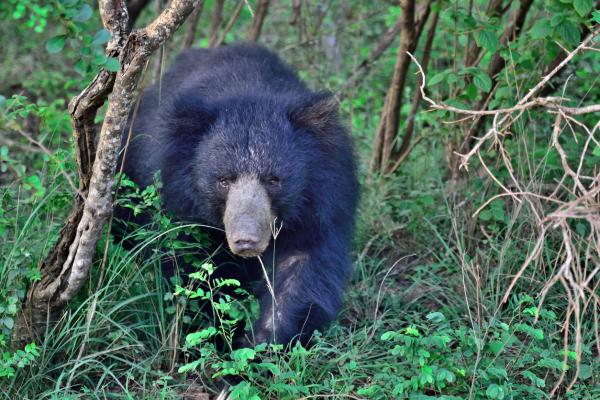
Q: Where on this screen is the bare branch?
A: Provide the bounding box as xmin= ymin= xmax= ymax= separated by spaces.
xmin=289 ymin=0 xmax=301 ymax=26
xmin=369 ymin=0 xmax=418 ymax=174
xmin=182 ymin=0 xmax=205 ymax=49
xmin=407 ymin=26 xmax=600 ymax=171
xmin=342 ymin=0 xmax=432 ymax=93
xmin=215 ymin=0 xmax=245 ymax=47
xmin=16 ymin=0 xmax=201 ymax=342
xmin=248 ymin=0 xmax=270 ymax=42
xmin=386 ymin=8 xmax=439 ymax=174
xmin=208 ymin=0 xmax=224 ymax=47
xmin=407 ymin=26 xmax=600 ymax=392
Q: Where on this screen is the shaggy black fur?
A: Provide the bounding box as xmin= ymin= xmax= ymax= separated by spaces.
xmin=119 ymin=43 xmax=358 ymax=345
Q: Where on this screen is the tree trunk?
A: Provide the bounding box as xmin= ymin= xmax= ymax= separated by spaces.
xmin=182 ymin=0 xmax=205 ymax=49
xmin=386 ymin=9 xmax=440 ymax=175
xmin=215 ymin=0 xmax=245 ymax=47
xmin=369 ymin=0 xmax=418 ymax=174
xmin=208 ymin=0 xmax=225 ymax=47
xmin=248 ymin=0 xmax=270 ymax=42
xmin=14 ymin=0 xmax=200 ymax=344
xmin=342 ymin=0 xmax=431 ymax=95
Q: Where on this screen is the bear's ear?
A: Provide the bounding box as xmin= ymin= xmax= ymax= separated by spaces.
xmin=289 ymin=91 xmax=339 ymax=134
xmin=163 ymin=90 xmax=217 ymax=139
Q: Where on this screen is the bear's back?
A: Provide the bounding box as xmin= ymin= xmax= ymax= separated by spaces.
xmin=160 ymin=44 xmax=308 ymax=99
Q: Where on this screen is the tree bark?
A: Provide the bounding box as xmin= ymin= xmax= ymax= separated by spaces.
xmin=386 ymin=9 xmax=439 ymax=175
xmin=215 ymin=0 xmax=245 ymax=47
xmin=248 ymin=0 xmax=270 ymax=42
xmin=342 ymin=1 xmax=431 ymax=94
xmin=182 ymin=0 xmax=205 ymax=49
xmin=369 ymin=0 xmax=418 ymax=174
xmin=208 ymin=0 xmax=224 ymax=47
xmin=289 ymin=0 xmax=301 ymax=26
xmin=14 ymin=0 xmax=200 ymax=344
xmin=464 ymin=0 xmax=508 ymax=67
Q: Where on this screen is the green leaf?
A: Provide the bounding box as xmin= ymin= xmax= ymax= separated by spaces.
xmin=7 ymin=303 xmax=17 ymax=314
xmin=2 ymin=317 xmax=14 ymax=329
xmin=232 ymin=347 xmax=256 ymax=363
xmin=592 ymin=145 xmax=600 ymax=157
xmin=426 ymin=311 xmax=445 ymax=323
xmin=476 ymin=30 xmax=499 ymax=53
xmin=538 ymin=357 xmax=568 ymax=371
xmin=465 ymin=83 xmax=478 ymax=100
xmin=103 ymin=57 xmax=120 ymax=72
xmin=437 ymin=368 xmax=456 ymax=383
xmin=556 ymin=20 xmax=581 ymax=46
xmin=486 ymin=383 xmax=505 ymax=399
xmin=92 ymin=29 xmax=111 ymax=45
xmin=93 ymin=52 xmax=108 ymax=65
xmin=61 ymin=0 xmax=79 ymax=6
xmin=473 ymin=73 xmax=492 ymax=92
xmin=522 ymin=370 xmax=545 ymax=388
xmin=573 ymin=0 xmax=593 ymax=16
xmin=579 ymin=364 xmax=593 ymax=380
xmin=405 ymin=325 xmax=420 ymax=337
xmin=479 ymin=210 xmax=492 ymax=221
xmin=258 ymin=362 xmax=281 ymax=375
xmin=178 ymin=359 xmax=201 ymax=373
xmin=593 ymin=10 xmax=600 ymax=23
xmin=488 ymin=341 xmax=504 ymax=355
xmin=72 ymin=4 xmax=93 ymax=22
xmin=201 ymin=262 xmax=215 ymax=275
xmin=74 ymin=59 xmax=87 ymax=75
xmin=529 ymin=20 xmax=552 ymax=39
xmin=46 ymin=35 xmax=66 ymax=53
xmin=488 ymin=367 xmax=508 ymax=380
xmin=428 ymin=70 xmax=450 ymax=86
xmin=514 ymin=323 xmax=544 ymax=340
xmin=185 ymin=327 xmax=217 ymax=346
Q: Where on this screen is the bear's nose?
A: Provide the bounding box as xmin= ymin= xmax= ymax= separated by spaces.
xmin=231 ymin=237 xmax=265 ymax=258
xmin=234 ymin=238 xmax=260 ymax=251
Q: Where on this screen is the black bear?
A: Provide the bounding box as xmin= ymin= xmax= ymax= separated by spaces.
xmin=119 ymin=43 xmax=358 ymax=345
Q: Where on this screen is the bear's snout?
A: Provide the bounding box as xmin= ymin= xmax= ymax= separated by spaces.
xmin=223 ymin=175 xmax=274 ymax=258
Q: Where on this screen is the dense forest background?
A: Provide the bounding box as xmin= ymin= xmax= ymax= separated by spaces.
xmin=1 ymin=0 xmax=599 ymax=398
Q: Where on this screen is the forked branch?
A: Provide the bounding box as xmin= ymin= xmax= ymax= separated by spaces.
xmin=15 ymin=0 xmax=200 ymax=343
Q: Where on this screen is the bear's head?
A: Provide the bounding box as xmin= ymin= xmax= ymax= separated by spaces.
xmin=160 ymin=90 xmax=340 ymax=258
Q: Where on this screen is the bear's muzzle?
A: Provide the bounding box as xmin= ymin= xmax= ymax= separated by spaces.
xmin=223 ymin=175 xmax=274 ymax=258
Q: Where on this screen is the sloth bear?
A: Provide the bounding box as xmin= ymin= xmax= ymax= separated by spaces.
xmin=119 ymin=43 xmax=358 ymax=345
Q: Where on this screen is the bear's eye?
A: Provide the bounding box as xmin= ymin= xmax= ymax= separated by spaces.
xmin=218 ymin=177 xmax=232 ymax=189
xmin=267 ymin=176 xmax=280 ymax=187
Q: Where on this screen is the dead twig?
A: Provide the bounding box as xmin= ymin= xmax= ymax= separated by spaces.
xmin=406 ymin=26 xmax=600 ymax=393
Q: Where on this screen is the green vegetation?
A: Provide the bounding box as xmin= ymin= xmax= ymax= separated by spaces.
xmin=1 ymin=0 xmax=599 ymax=398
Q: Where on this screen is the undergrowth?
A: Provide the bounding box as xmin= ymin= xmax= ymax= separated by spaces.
xmin=1 ymin=1 xmax=599 ymax=399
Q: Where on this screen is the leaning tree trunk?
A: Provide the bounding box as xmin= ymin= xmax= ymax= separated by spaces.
xmin=369 ymin=0 xmax=434 ymax=175
xmin=248 ymin=0 xmax=270 ymax=41
xmin=207 ymin=0 xmax=224 ymax=47
xmin=14 ymin=0 xmax=200 ymax=344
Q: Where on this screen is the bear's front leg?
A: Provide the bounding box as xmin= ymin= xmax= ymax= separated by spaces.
xmin=250 ymin=239 xmax=352 ymax=345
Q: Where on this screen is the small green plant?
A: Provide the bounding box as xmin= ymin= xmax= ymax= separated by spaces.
xmin=175 ymin=261 xmax=252 ymax=353
xmin=0 ymin=342 xmax=39 ymax=378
